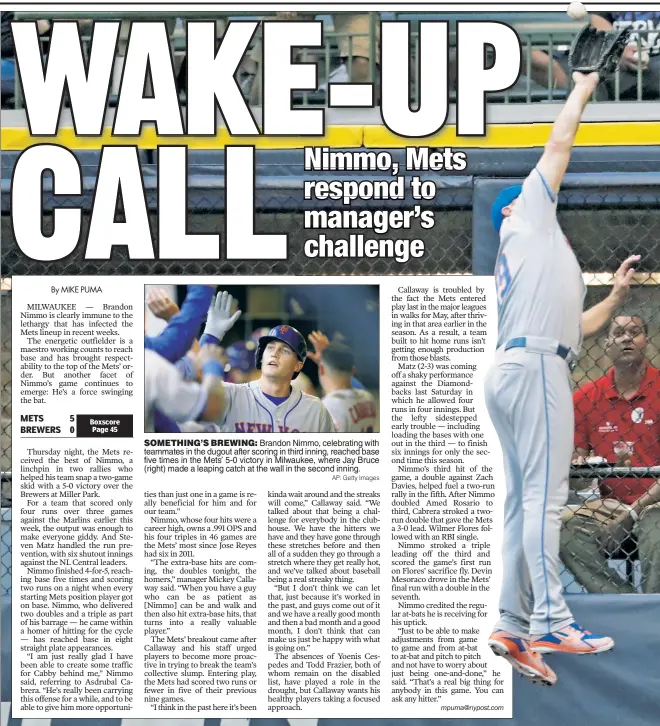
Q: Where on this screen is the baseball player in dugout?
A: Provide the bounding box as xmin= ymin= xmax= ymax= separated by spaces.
xmin=484 ymin=58 xmax=641 ymax=686
xmin=198 ymin=292 xmax=334 ymax=434
xmin=307 ymin=331 xmax=379 ymax=433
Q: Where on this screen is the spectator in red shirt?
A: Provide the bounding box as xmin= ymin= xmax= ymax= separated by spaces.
xmin=561 ymin=315 xmax=660 ymax=593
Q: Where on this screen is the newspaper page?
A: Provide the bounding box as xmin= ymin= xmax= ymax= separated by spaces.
xmin=3 ymin=4 xmax=653 ymax=726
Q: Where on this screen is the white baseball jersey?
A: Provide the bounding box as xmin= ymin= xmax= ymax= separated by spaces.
xmin=179 ymin=421 xmax=222 ymax=433
xmin=323 ymin=388 xmax=378 ymax=433
xmin=144 ymin=349 xmax=208 ymax=433
xmin=495 ymin=167 xmax=586 ymax=352
xmin=485 ymin=166 xmax=583 ymax=637
xmin=219 ymin=380 xmax=335 ymax=433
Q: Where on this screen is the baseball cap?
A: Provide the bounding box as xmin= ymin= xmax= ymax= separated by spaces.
xmin=321 ymin=342 xmax=355 ymax=373
xmin=226 ymin=340 xmax=257 ymax=373
xmin=491 ymin=184 xmax=523 ymax=233
xmin=251 ymin=327 xmax=271 ymax=342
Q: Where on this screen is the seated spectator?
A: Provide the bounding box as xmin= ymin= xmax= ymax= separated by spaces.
xmin=307 ymin=331 xmax=378 ymax=433
xmin=245 ymin=12 xmax=380 ymax=103
xmin=1 ymin=12 xmax=50 ymax=58
xmin=561 ymin=315 xmax=660 ymax=593
xmin=591 ymin=11 xmax=660 ymax=100
xmin=2 ymin=13 xmax=50 ymax=102
xmin=528 ymin=48 xmax=569 ymax=90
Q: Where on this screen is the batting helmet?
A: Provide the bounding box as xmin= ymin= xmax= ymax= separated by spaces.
xmin=256 ymin=325 xmax=307 ymax=379
xmin=251 ymin=326 xmax=272 ymax=342
xmin=225 ymin=340 xmax=257 ymax=373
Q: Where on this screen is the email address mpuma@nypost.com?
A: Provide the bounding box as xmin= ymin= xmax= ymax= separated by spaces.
xmin=440 ymin=705 xmax=506 ymax=712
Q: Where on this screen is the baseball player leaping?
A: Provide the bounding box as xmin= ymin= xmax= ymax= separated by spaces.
xmin=484 ymin=70 xmax=639 ymax=686
xmin=199 ymin=292 xmax=334 ymax=433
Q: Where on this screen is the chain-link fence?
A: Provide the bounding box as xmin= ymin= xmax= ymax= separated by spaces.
xmin=3 ymin=161 xmax=660 ymax=598
xmin=0 ymin=210 xmax=473 ymax=277
xmin=560 ymin=203 xmax=660 ymax=594
xmin=1 ymin=281 xmax=11 ymax=599
xmin=554 ymin=195 xmax=660 ymax=595
xmin=1 ymin=479 xmax=10 ymax=600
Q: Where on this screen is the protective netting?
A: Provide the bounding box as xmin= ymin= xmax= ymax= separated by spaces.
xmin=1 ymin=287 xmax=11 ymax=597
xmin=559 ymin=205 xmax=660 ymax=595
xmin=0 ymin=209 xmax=473 ymax=277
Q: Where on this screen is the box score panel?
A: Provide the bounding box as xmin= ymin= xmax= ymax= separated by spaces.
xmin=19 ymin=414 xmax=133 ymax=437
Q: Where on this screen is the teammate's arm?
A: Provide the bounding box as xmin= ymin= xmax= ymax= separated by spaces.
xmin=148 ymin=288 xmax=202 ymax=363
xmin=581 ymin=255 xmax=640 ymax=338
xmin=153 ymin=409 xmax=182 ymax=433
xmin=536 ymin=72 xmax=600 ymax=196
xmin=196 ymin=345 xmax=228 ymax=422
xmin=308 ymin=330 xmax=365 ymax=389
xmin=145 ymin=284 xmax=215 ymax=363
xmin=199 ymin=290 xmax=242 ymax=346
xmin=307 ymin=330 xmax=329 ymax=364
xmin=149 ymin=347 xmax=225 ymax=423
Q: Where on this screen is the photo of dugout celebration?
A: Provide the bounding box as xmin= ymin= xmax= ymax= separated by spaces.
xmin=2 ymin=4 xmax=660 ymax=725
xmin=144 ymin=284 xmax=380 ymax=434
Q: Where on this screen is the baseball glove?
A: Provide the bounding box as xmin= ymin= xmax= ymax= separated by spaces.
xmin=568 ymin=25 xmax=632 ymax=74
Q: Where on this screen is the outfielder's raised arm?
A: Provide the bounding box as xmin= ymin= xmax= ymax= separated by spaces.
xmin=536 ymin=72 xmax=600 ymax=196
xmin=581 ymin=254 xmax=640 ymax=339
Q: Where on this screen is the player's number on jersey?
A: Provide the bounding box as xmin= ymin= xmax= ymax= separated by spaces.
xmin=496 ymin=254 xmax=512 ymax=307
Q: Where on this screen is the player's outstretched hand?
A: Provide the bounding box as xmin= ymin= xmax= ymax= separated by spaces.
xmin=204 ymin=291 xmax=242 ymax=342
xmin=307 ymin=330 xmax=330 ymax=364
xmin=147 ymin=288 xmax=180 ymax=321
xmin=196 ymin=343 xmax=227 ymax=370
xmin=611 ymin=254 xmax=641 ymax=304
xmin=571 ymin=71 xmax=600 ymax=90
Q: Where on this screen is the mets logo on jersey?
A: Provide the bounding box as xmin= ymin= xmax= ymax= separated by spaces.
xmin=496 ymin=254 xmax=512 ymax=307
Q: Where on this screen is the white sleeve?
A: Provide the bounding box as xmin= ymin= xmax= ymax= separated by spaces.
xmin=146 ymin=351 xmax=208 ymax=423
xmin=318 ymin=401 xmax=338 ymax=433
xmin=516 ymin=166 xmax=557 ymax=227
xmin=321 ymin=396 xmax=346 ymax=433
xmin=218 ymin=382 xmax=241 ymax=423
